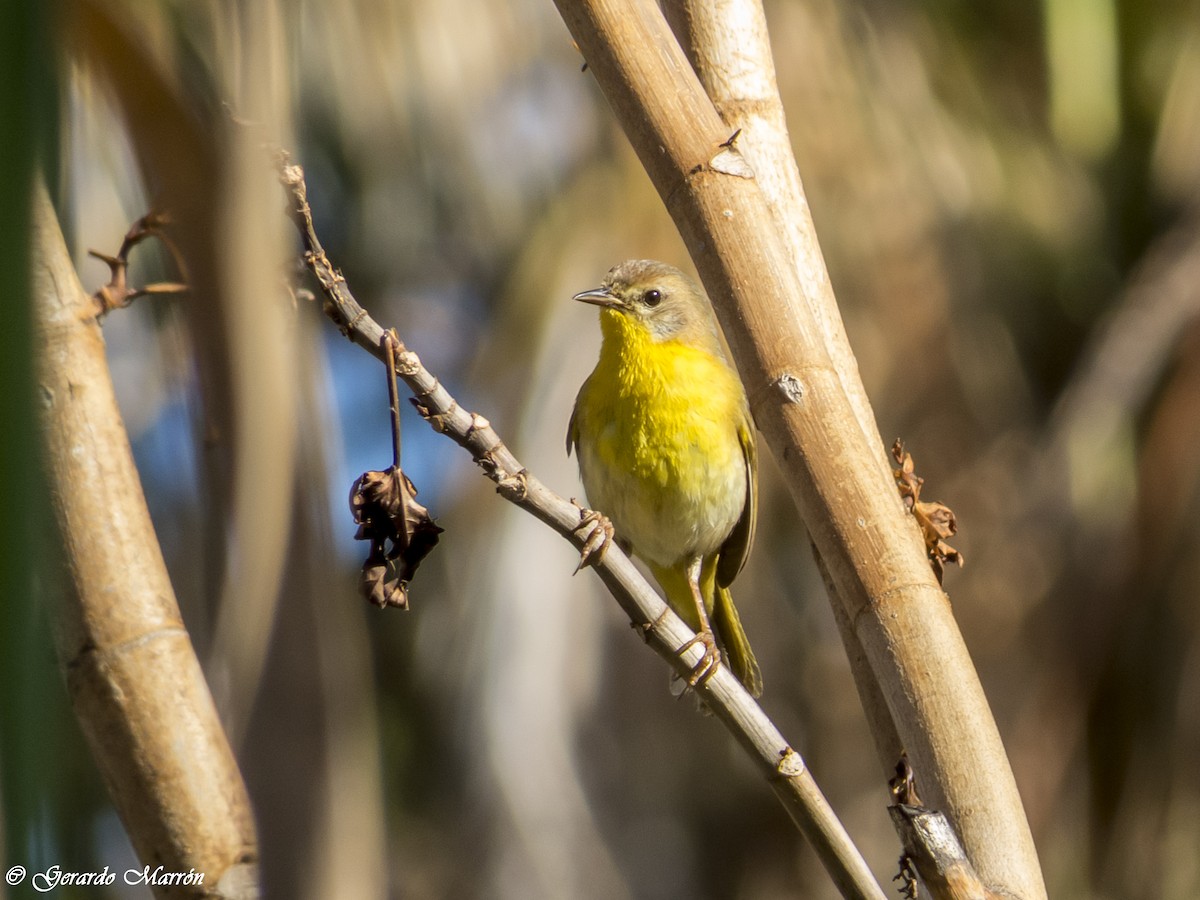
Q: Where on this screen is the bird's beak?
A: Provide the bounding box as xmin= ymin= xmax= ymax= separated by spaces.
xmin=573 ymin=286 xmax=620 ymax=308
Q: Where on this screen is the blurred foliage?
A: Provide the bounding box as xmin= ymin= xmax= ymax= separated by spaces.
xmin=7 ymin=0 xmax=1200 ymax=898
xmin=0 ymin=0 xmax=79 ymax=888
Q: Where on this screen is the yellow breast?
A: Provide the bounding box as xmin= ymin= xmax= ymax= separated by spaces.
xmin=572 ymin=309 xmax=749 ymax=568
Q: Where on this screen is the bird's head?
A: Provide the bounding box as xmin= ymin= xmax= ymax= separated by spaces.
xmin=573 ymin=259 xmax=719 ymax=346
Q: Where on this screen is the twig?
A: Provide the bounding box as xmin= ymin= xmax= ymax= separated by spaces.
xmin=276 ymin=155 xmax=886 ymax=900
xmin=88 ymin=211 xmax=188 ymax=316
xmin=383 ymin=332 xmax=404 ymax=470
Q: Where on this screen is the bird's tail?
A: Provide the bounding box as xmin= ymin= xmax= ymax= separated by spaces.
xmin=713 ymin=584 xmax=763 ymax=698
xmin=651 ymin=560 xmax=763 ymax=697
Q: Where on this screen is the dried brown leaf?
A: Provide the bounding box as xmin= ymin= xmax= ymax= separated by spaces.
xmin=360 ymin=552 xmax=411 ymax=610
xmin=915 ymin=500 xmax=957 ymax=541
xmin=892 ymin=440 xmax=963 ymax=582
xmin=889 ymin=755 xmax=924 ymax=808
xmin=349 ymin=466 xmax=442 ymax=608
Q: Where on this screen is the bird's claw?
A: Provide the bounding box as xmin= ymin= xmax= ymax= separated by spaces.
xmin=678 ymin=628 xmax=721 ymax=688
xmin=572 ymin=503 xmax=614 ymax=573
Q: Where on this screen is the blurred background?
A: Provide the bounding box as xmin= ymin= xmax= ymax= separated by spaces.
xmin=3 ymin=0 xmax=1200 ymax=897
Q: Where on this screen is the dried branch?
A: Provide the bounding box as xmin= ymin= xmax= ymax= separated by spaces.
xmin=32 ymin=180 xmax=258 ymax=898
xmin=889 ymin=759 xmax=1007 ymax=900
xmin=889 ymin=806 xmax=1008 ymax=900
xmin=552 ymin=0 xmax=1045 ymax=896
xmin=87 ymin=211 xmax=188 ymax=316
xmin=277 ymin=157 xmax=886 ymax=900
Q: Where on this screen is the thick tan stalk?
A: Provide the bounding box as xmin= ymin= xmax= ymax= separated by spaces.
xmin=661 ymin=0 xmax=877 ymax=445
xmin=32 ymin=183 xmax=258 ymax=899
xmin=663 ymin=0 xmax=906 ymax=786
xmin=553 ymin=1 xmax=1045 ymax=897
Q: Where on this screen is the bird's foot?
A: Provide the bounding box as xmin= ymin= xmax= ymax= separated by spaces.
xmin=571 ymin=502 xmax=614 ymax=573
xmin=677 ymin=627 xmax=721 ymax=689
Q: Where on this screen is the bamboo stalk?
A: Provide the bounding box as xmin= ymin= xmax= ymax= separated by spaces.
xmin=32 ymin=182 xmax=258 ymax=899
xmin=663 ymin=0 xmax=907 ymax=795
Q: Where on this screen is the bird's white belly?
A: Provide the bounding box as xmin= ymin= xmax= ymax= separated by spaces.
xmin=578 ymin=420 xmax=746 ymax=568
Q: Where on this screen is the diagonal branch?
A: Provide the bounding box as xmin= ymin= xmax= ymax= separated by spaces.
xmin=276 ymin=156 xmax=886 ymax=900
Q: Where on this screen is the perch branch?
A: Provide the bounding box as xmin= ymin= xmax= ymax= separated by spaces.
xmin=277 ymin=156 xmax=885 ymax=900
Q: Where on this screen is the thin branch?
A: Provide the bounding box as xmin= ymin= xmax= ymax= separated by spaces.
xmin=87 ymin=211 xmax=188 ymax=316
xmin=383 ymin=332 xmax=404 ymax=470
xmin=277 ymin=156 xmax=887 ymax=900
xmin=1048 ymin=214 xmax=1200 ymax=466
xmin=32 ymin=180 xmax=258 ymax=898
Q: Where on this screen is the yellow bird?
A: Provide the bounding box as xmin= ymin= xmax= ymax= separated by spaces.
xmin=567 ymin=260 xmax=762 ymax=696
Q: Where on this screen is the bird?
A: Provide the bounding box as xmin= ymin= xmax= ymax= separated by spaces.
xmin=567 ymin=259 xmax=762 ymax=696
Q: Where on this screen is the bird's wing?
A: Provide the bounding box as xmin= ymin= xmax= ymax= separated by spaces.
xmin=565 ymin=396 xmax=580 ymax=457
xmin=716 ymin=409 xmax=757 ymax=587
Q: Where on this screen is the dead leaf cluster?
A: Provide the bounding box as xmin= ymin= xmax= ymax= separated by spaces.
xmin=349 ymin=466 xmax=442 ymax=609
xmin=892 ymin=440 xmax=963 ymax=582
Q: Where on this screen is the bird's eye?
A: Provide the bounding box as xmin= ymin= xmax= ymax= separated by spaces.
xmin=643 ymin=289 xmax=662 ymax=307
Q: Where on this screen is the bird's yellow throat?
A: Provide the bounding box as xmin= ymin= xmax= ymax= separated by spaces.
xmin=593 ymin=306 xmax=745 ymax=444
